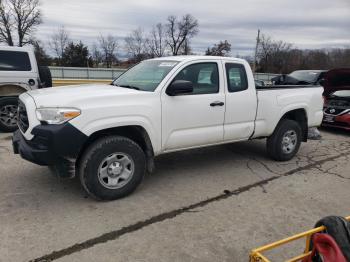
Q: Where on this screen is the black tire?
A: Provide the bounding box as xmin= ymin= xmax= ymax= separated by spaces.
xmin=38 ymin=66 xmax=52 ymax=88
xmin=79 ymin=136 xmax=146 ymax=201
xmin=266 ymin=119 xmax=302 ymax=161
xmin=313 ymin=216 xmax=350 ymax=260
xmin=0 ymin=97 xmax=18 ymax=132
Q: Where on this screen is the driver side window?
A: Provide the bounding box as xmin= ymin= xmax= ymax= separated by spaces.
xmin=173 ymin=62 xmax=219 ymax=95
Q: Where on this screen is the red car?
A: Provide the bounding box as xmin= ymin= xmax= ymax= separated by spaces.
xmin=322 ymin=68 xmax=350 ymax=130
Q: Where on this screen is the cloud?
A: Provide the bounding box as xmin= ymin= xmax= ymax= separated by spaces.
xmin=37 ymin=0 xmax=350 ymax=56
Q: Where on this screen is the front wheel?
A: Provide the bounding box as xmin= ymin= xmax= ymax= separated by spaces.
xmin=266 ymin=119 xmax=302 ymax=161
xmin=79 ymin=136 xmax=146 ymax=200
xmin=0 ymin=97 xmax=18 ymax=132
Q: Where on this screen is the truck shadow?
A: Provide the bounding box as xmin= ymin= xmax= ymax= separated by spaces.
xmin=34 ymin=140 xmax=268 ymax=200
xmin=3 ymin=138 xmax=270 ymax=204
xmin=143 ymin=139 xmax=268 ymax=187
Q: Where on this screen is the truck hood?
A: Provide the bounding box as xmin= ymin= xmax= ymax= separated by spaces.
xmin=27 ymin=84 xmax=145 ymax=108
xmin=323 ymin=68 xmax=350 ymax=96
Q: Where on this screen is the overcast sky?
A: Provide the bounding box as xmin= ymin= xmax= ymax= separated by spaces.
xmin=37 ymin=0 xmax=350 ymax=56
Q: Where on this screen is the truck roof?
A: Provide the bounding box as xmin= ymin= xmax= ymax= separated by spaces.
xmin=150 ymin=55 xmax=247 ymax=63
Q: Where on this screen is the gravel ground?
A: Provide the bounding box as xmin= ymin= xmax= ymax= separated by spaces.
xmin=0 ymin=128 xmax=349 ymax=262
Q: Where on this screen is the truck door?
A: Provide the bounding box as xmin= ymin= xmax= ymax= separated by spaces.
xmin=161 ymin=61 xmax=225 ymax=151
xmin=223 ymin=62 xmax=257 ymax=141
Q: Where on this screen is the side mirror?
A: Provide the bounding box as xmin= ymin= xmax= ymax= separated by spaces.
xmin=166 ymin=80 xmax=193 ymax=96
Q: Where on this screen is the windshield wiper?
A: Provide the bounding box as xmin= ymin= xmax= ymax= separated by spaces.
xmin=116 ymin=85 xmax=140 ymax=90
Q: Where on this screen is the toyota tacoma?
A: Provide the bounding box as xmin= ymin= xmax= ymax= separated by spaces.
xmin=12 ymin=56 xmax=324 ymax=200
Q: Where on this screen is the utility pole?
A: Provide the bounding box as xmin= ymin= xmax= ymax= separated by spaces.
xmin=253 ymin=29 xmax=260 ymax=73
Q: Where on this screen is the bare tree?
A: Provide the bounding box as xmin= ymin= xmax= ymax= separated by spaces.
xmin=178 ymin=39 xmax=192 ymax=55
xmin=11 ymin=0 xmax=42 ymax=46
xmin=257 ymin=34 xmax=292 ymax=73
xmin=124 ymin=27 xmax=149 ymax=62
xmin=166 ymin=14 xmax=199 ymax=56
xmin=253 ymin=34 xmax=350 ymax=73
xmin=49 ymin=26 xmax=70 ymax=66
xmin=0 ymin=0 xmax=14 ymax=45
xmin=99 ymin=34 xmax=118 ymax=68
xmin=205 ymin=40 xmax=231 ymax=56
xmin=329 ymin=48 xmax=350 ymax=68
xmin=91 ymin=43 xmax=103 ymax=67
xmin=147 ymin=23 xmax=166 ymax=57
xmin=32 ymin=39 xmax=51 ymax=65
xmin=0 ymin=0 xmax=41 ymax=46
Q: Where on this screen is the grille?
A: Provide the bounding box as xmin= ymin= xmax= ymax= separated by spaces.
xmin=18 ymin=101 xmax=29 ymax=132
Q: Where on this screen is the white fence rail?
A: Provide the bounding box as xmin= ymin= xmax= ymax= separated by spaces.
xmin=49 ymin=66 xmax=279 ymax=82
xmin=49 ymin=66 xmax=125 ymax=79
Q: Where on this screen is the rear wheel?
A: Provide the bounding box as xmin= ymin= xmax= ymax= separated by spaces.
xmin=0 ymin=97 xmax=18 ymax=132
xmin=79 ymin=136 xmax=146 ymax=200
xmin=266 ymin=119 xmax=302 ymax=161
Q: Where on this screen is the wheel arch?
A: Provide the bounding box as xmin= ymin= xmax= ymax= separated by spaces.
xmin=278 ymin=108 xmax=308 ymax=142
xmin=77 ymin=125 xmax=155 ymax=173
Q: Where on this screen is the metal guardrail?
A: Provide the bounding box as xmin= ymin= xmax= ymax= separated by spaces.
xmin=49 ymin=66 xmax=125 ymax=80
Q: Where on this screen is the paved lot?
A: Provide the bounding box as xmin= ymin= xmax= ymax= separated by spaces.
xmin=1 ymin=128 xmax=349 ymax=262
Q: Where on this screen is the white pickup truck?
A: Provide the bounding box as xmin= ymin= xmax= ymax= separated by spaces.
xmin=13 ymin=56 xmax=324 ymax=200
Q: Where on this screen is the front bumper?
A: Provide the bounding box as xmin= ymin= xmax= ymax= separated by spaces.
xmin=12 ymin=123 xmax=87 ymax=166
xmin=322 ymin=110 xmax=350 ymax=131
xmin=13 ymin=130 xmax=56 ymax=165
xmin=322 ymin=114 xmax=350 ymax=130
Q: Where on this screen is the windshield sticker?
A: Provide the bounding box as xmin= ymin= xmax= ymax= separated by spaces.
xmin=159 ymin=62 xmax=177 ymax=67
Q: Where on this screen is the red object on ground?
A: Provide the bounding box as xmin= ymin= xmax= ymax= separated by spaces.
xmin=303 ymin=233 xmax=347 ymax=262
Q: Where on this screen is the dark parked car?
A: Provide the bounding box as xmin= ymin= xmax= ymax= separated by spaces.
xmin=272 ymin=70 xmax=327 ymax=85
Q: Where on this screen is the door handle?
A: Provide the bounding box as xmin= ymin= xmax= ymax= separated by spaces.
xmin=210 ymin=101 xmax=224 ymax=107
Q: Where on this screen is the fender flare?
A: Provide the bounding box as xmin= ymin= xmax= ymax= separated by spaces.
xmin=71 ymin=116 xmax=161 ymax=154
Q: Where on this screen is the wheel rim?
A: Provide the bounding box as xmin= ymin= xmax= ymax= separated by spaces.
xmin=0 ymin=104 xmax=18 ymax=128
xmin=281 ymin=130 xmax=297 ymax=154
xmin=97 ymin=152 xmax=135 ymax=189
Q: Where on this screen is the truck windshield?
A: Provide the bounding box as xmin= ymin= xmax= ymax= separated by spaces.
xmin=112 ymin=60 xmax=179 ymax=91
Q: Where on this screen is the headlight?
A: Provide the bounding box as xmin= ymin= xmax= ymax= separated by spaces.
xmin=36 ymin=108 xmax=81 ymax=124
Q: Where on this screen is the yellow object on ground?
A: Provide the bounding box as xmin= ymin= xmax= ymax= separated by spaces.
xmin=250 ymin=216 xmax=350 ymax=262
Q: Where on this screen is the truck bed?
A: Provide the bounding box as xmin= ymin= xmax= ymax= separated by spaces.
xmin=252 ymin=85 xmax=324 ymax=138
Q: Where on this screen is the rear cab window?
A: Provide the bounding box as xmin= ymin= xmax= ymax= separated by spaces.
xmin=225 ymin=63 xmax=248 ymax=92
xmin=0 ymin=51 xmax=32 ymax=71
